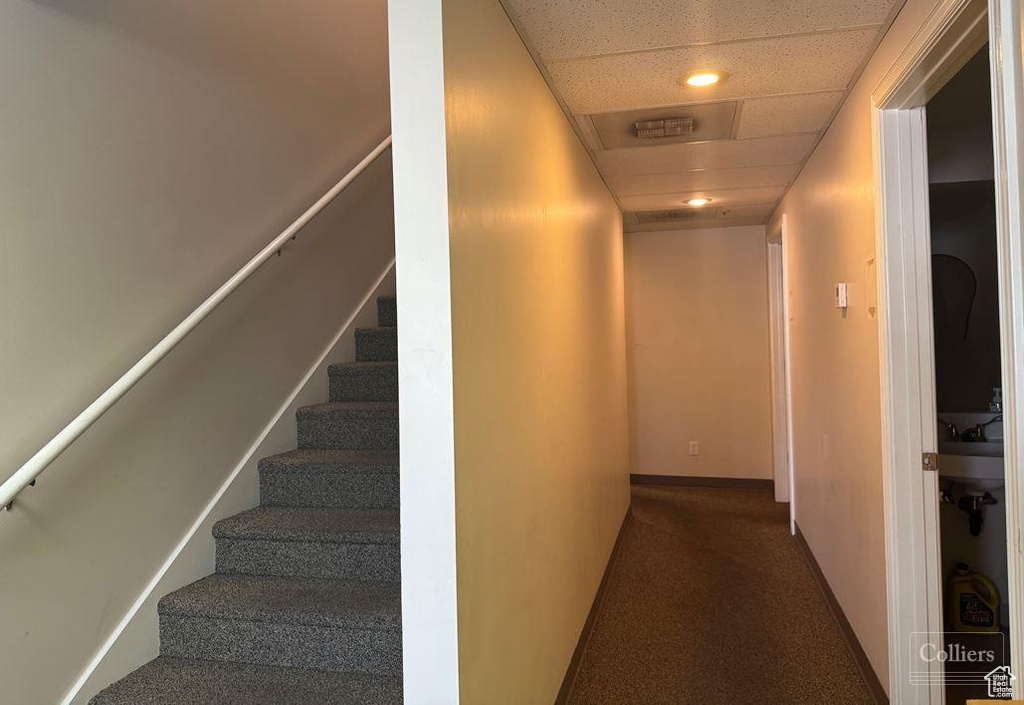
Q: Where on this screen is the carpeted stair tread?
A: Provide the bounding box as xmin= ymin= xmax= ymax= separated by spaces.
xmin=214 ymin=507 xmax=399 ymax=544
xmin=89 ymin=656 xmax=402 ymax=705
xmin=355 ymin=327 xmax=397 ymax=362
xmin=259 ymin=450 xmax=400 ymax=509
xmin=328 ymin=362 xmax=398 ymax=402
xmin=328 ymin=361 xmax=397 ymax=373
xmin=377 ymin=296 xmax=397 ymax=327
xmin=298 ymin=401 xmax=399 ymax=414
xmin=260 ymin=449 xmax=400 ymax=472
xmin=159 ymin=574 xmax=401 ymax=630
xmin=296 ymin=402 xmax=399 ymax=451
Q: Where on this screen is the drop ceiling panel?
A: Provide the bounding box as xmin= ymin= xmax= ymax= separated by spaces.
xmin=597 ymin=133 xmax=819 ymax=177
xmin=625 ymin=212 xmax=771 ymax=233
xmin=590 ymin=102 xmax=738 ymax=149
xmin=619 ymin=185 xmax=785 ymax=212
xmin=737 ymin=92 xmax=845 ymax=139
xmin=608 ymin=163 xmax=801 ymax=197
xmin=547 ymin=29 xmax=878 ymax=115
xmin=712 ymin=203 xmax=777 ymax=220
xmin=503 ymin=0 xmax=900 ymax=61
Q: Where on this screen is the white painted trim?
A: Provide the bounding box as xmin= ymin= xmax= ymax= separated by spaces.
xmin=872 ymin=1 xmax=988 ymax=700
xmin=873 ymin=106 xmax=945 ymax=705
xmin=988 ymin=0 xmax=1024 ymax=690
xmin=779 ymin=215 xmax=797 ymax=534
xmin=388 ymin=0 xmax=461 ymax=702
xmin=767 ymin=240 xmax=791 ymax=504
xmin=61 ymin=260 xmax=396 ymax=704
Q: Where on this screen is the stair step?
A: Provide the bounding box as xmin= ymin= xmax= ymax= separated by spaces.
xmin=159 ymin=574 xmax=401 ymax=675
xmin=259 ymin=450 xmax=399 ymax=509
xmin=214 ymin=507 xmax=399 ymax=581
xmin=355 ymin=327 xmax=397 ymax=362
xmin=89 ymin=657 xmax=402 ymax=705
xmin=297 ymin=402 xmax=398 ymax=451
xmin=377 ymin=296 xmax=397 ymax=328
xmin=329 ymin=362 xmax=398 ymax=402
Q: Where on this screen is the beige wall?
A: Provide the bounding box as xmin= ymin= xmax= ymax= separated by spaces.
xmin=769 ymin=0 xmax=951 ymax=688
xmin=625 ymin=226 xmax=773 ymax=480
xmin=0 ymin=3 xmax=392 ymax=703
xmin=441 ymin=0 xmax=631 ymax=702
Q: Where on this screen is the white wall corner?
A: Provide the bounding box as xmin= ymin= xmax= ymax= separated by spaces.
xmin=388 ymin=0 xmax=461 ymax=702
xmin=65 ymin=264 xmax=396 ymax=705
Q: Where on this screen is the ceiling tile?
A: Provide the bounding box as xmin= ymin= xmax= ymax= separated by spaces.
xmin=547 ymin=29 xmax=878 ymax=115
xmin=619 ymin=185 xmax=785 ymax=212
xmin=736 ymin=91 xmax=844 ymax=139
xmin=624 ymin=213 xmax=770 ymax=233
xmin=597 ymin=134 xmax=818 ymax=177
xmin=502 ymin=0 xmax=900 ymax=61
xmin=608 ymin=163 xmax=801 ymax=196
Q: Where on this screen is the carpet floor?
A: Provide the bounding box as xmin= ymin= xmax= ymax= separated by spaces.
xmin=567 ymin=486 xmax=877 ymax=705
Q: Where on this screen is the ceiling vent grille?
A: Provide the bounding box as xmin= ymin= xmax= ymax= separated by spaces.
xmin=634 ymin=117 xmax=694 ymax=139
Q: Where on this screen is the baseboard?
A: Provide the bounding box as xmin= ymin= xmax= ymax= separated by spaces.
xmin=63 ymin=261 xmax=396 ymax=705
xmin=794 ymin=524 xmax=889 ymax=705
xmin=555 ymin=506 xmax=633 ymax=705
xmin=630 ymin=474 xmax=774 ymax=491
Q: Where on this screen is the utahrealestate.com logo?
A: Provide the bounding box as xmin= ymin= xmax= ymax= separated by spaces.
xmin=910 ymin=632 xmax=1011 ymax=694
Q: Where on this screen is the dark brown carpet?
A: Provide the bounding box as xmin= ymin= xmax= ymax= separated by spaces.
xmin=567 ymin=486 xmax=876 ymax=705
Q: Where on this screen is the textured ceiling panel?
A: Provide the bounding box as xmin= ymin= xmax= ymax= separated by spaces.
xmin=502 ymin=0 xmax=899 ymax=61
xmin=625 ymin=212 xmax=771 ymax=233
xmin=618 ymin=185 xmax=785 ymax=212
xmin=597 ymin=134 xmax=819 ymax=177
xmin=608 ymin=163 xmax=801 ymax=197
xmin=546 ymin=29 xmax=878 ymax=115
xmin=736 ymin=91 xmax=845 ymax=139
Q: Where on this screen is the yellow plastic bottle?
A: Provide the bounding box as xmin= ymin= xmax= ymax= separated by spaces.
xmin=950 ymin=562 xmax=1001 ymax=632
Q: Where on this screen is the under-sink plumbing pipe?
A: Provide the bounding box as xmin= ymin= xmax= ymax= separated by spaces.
xmin=958 ymin=492 xmax=998 ymax=536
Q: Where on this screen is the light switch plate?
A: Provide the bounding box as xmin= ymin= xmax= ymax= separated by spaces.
xmin=689 ymin=441 xmax=699 ymax=456
xmin=835 ymin=282 xmax=849 ymax=309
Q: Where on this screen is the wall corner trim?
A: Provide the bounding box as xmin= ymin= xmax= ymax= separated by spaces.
xmin=794 ymin=524 xmax=889 ymax=704
xmin=555 ymin=506 xmax=633 ymax=705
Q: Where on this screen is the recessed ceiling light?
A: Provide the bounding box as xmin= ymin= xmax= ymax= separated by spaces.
xmin=682 ymin=71 xmax=726 ymax=88
xmin=686 ymin=197 xmax=712 ymax=207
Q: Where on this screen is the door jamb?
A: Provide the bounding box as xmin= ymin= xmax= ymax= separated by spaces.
xmin=767 ymin=224 xmax=794 ymax=512
xmin=872 ymin=0 xmax=995 ymax=701
xmin=988 ymin=0 xmax=1024 ymax=689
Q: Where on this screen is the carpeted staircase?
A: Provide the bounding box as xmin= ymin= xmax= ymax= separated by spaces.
xmin=92 ymin=296 xmax=402 ymax=704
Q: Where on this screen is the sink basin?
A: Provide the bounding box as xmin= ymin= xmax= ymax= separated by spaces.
xmin=938 ymin=444 xmax=1004 ymax=481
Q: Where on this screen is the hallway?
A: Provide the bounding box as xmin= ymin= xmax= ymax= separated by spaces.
xmin=568 ymin=487 xmax=876 ymax=704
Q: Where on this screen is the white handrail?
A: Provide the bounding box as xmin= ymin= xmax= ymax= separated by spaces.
xmin=1 ymin=135 xmax=393 ymax=511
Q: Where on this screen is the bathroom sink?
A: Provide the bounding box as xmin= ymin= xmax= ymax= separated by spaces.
xmin=938 ymin=442 xmax=1004 ymax=481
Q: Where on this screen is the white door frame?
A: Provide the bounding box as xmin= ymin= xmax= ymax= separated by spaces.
xmin=767 ymin=238 xmax=788 ymax=504
xmin=989 ymin=0 xmax=1024 ymax=690
xmin=767 ymin=218 xmax=797 ymax=536
xmin=872 ymin=0 xmax=1024 ymax=700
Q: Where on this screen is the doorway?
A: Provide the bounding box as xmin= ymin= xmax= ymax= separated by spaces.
xmin=927 ymin=45 xmax=1009 ymax=704
xmin=768 ymin=219 xmax=795 ymax=532
xmin=873 ymin=0 xmax=1024 ymax=700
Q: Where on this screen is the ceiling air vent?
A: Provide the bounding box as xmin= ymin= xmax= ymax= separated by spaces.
xmin=634 ymin=117 xmax=694 ymax=139
xmin=634 ymin=209 xmax=701 ymax=224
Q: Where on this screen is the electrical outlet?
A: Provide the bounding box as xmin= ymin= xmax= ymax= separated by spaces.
xmin=689 ymin=441 xmax=699 ymax=456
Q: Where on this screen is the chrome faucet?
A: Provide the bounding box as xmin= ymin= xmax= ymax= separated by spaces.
xmin=938 ymin=417 xmax=959 ymax=441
